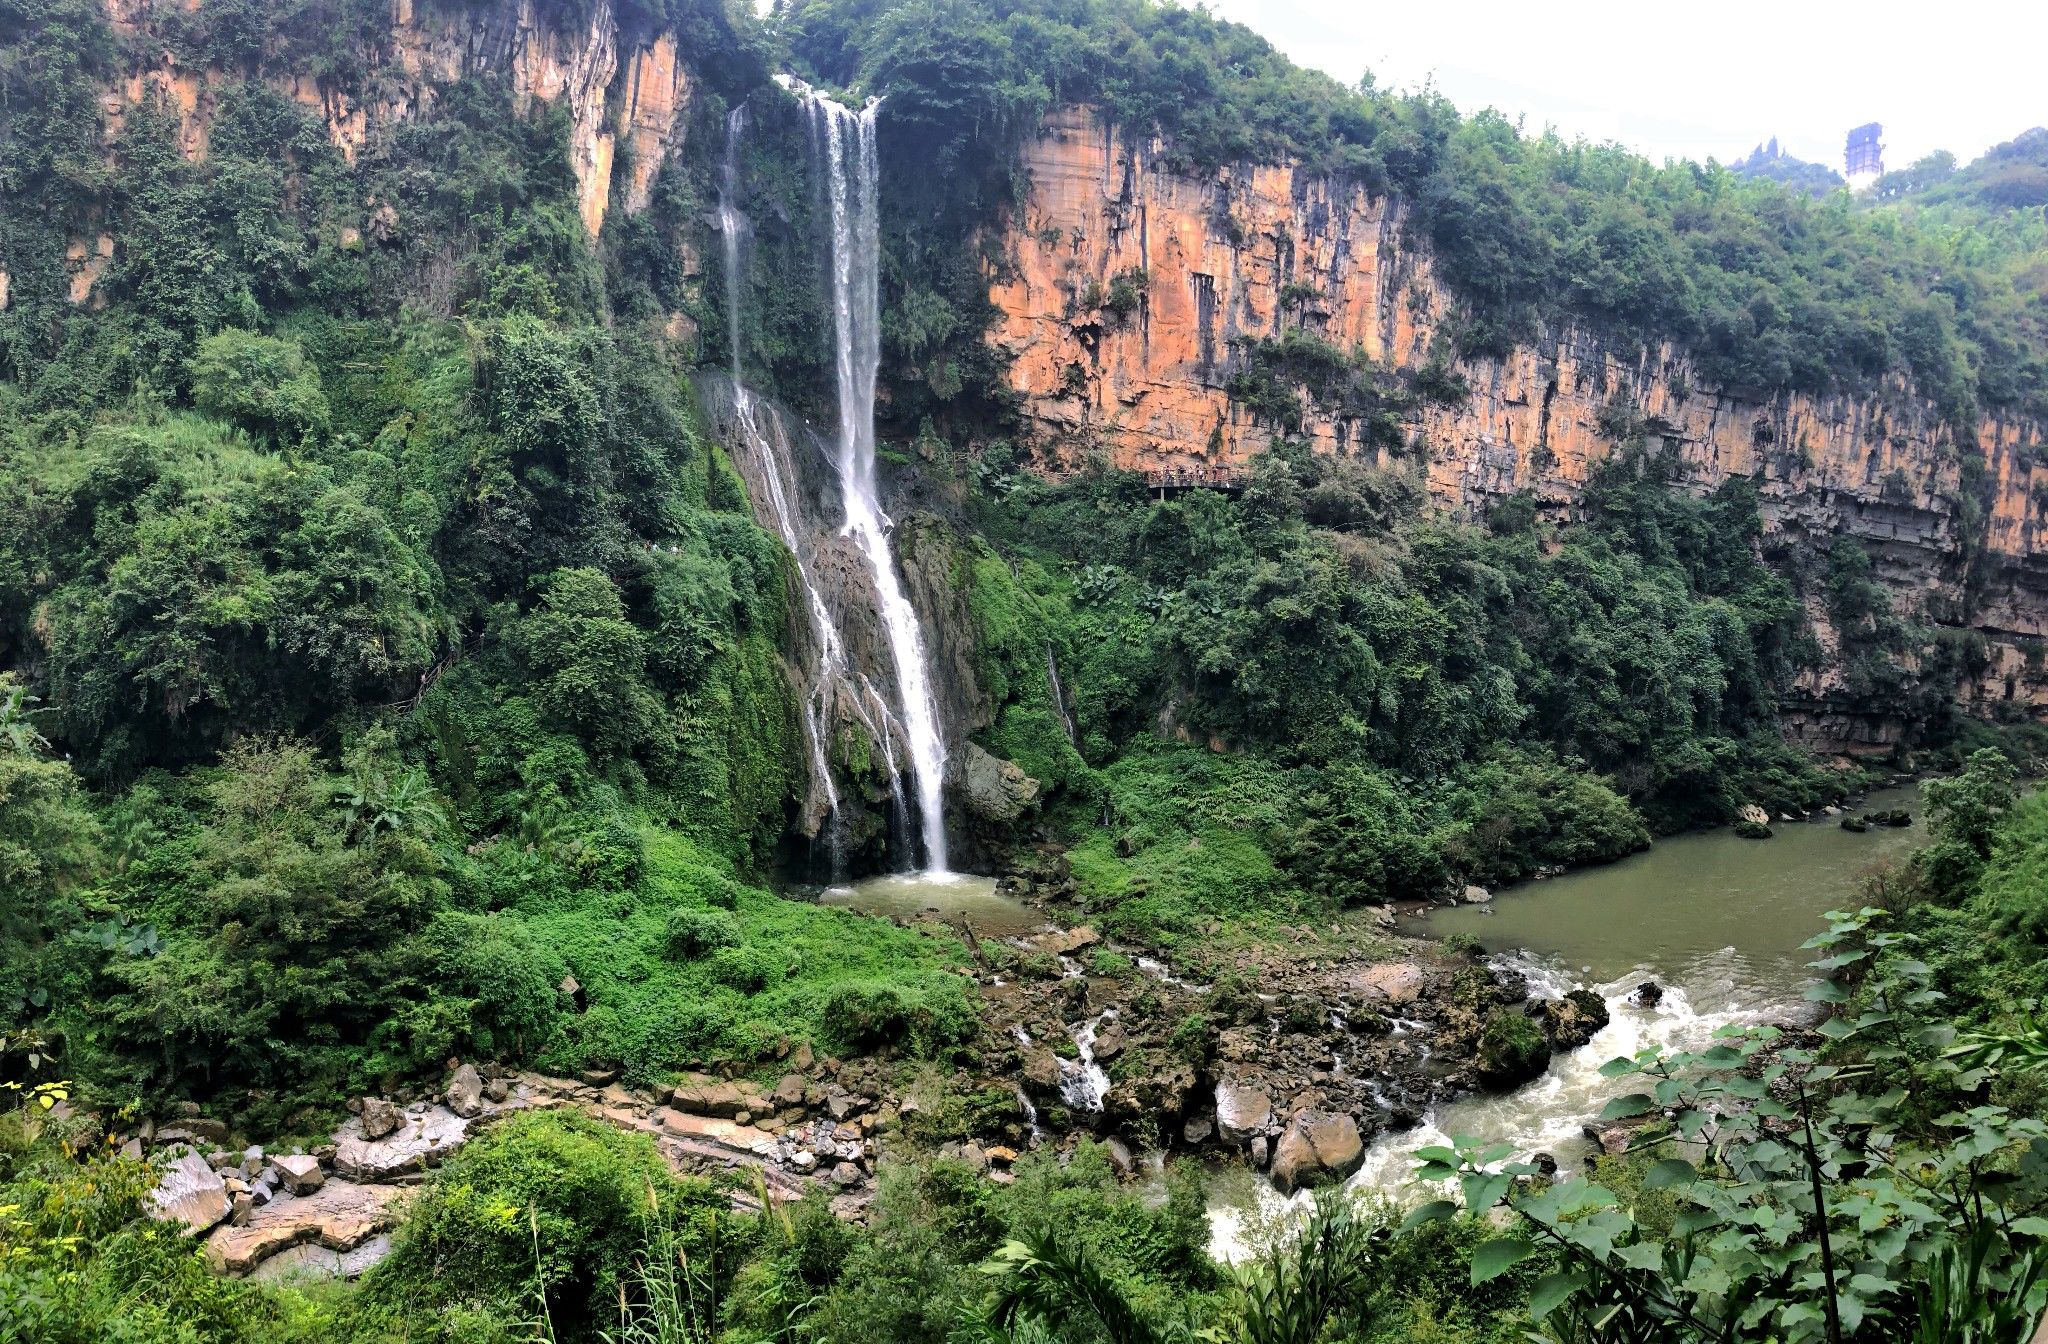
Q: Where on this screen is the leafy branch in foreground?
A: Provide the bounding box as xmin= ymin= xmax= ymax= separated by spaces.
xmin=1409 ymin=908 xmax=2048 ymax=1342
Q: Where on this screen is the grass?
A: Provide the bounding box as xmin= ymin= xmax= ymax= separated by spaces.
xmin=523 ymin=828 xmax=976 ymax=1084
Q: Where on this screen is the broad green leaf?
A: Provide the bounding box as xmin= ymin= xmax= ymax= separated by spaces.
xmin=1599 ymin=1093 xmax=1657 ymax=1121
xmin=1642 ymin=1158 xmax=1697 ymax=1190
xmin=1399 ymin=1200 xmax=1458 ymax=1233
xmin=1528 ymin=1271 xmax=1584 ymax=1321
xmin=1471 ymin=1237 xmax=1536 ymax=1285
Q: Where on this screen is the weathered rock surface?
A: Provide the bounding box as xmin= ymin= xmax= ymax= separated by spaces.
xmin=334 ymin=1105 xmax=471 ymax=1182
xmin=151 ymin=1150 xmax=232 ymax=1234
xmin=358 ymin=1097 xmax=401 ymax=1141
xmin=445 ymin=1064 xmax=485 ymax=1119
xmin=92 ymin=0 xmax=695 ymax=244
xmin=1214 ymin=1082 xmax=1271 ymax=1143
xmin=959 ymin=743 xmax=1041 ymax=822
xmin=205 ymin=1181 xmax=402 ymax=1275
xmin=273 ymin=1154 xmax=326 ymax=1197
xmin=989 ymin=105 xmax=2048 ymax=748
xmin=1270 ymin=1111 xmax=1365 ymax=1193
xmin=1350 ymin=962 xmax=1426 ymax=1006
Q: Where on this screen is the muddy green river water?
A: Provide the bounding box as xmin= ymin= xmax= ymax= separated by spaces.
xmin=1209 ymin=784 xmax=1927 ymax=1257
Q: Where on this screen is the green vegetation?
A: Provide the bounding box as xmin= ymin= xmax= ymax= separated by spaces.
xmin=786 ymin=0 xmax=2048 ymax=432
xmin=6 ymin=1 xmax=2048 ymax=1338
xmin=957 ymin=440 xmax=1845 ymax=942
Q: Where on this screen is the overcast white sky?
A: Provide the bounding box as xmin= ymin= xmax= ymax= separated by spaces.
xmin=1200 ymin=0 xmax=2046 ymax=173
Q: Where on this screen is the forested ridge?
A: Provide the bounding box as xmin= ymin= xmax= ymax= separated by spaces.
xmin=6 ymin=0 xmax=2048 ymax=1339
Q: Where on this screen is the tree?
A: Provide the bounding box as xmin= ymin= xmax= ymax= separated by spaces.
xmin=1922 ymin=748 xmax=2019 ymax=896
xmin=188 ymin=328 xmax=332 ymax=447
xmin=510 ymin=568 xmax=670 ymax=763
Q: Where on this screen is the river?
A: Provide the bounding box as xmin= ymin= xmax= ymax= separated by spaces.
xmin=1209 ymin=783 xmax=1927 ymax=1257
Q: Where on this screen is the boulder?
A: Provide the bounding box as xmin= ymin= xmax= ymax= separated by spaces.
xmin=773 ymin=1074 xmax=806 ymax=1108
xmin=1477 ymin=1009 xmax=1551 ymax=1088
xmin=1534 ymin=988 xmax=1611 ymax=1051
xmin=334 ymin=1105 xmax=471 ymax=1182
xmin=445 ymin=1064 xmax=484 ymax=1119
xmin=1250 ymin=1135 xmax=1270 ymax=1169
xmin=670 ymin=1077 xmax=749 ymax=1119
xmin=1036 ymin=925 xmax=1100 ymax=956
xmin=1629 ymin=981 xmax=1664 ymax=1008
xmin=1181 ymin=1113 xmax=1214 ymax=1146
xmin=151 ymin=1150 xmax=232 ymax=1234
xmin=1270 ymin=1112 xmax=1365 ymax=1193
xmin=1351 ymin=962 xmax=1426 ymax=1006
xmin=273 ymin=1154 xmax=326 ymax=1197
xmin=1214 ymin=1082 xmax=1272 ymax=1143
xmin=1462 ymin=885 xmax=1492 ymax=904
xmin=960 ymin=743 xmax=1040 ymax=823
xmin=1092 ymin=1023 xmax=1127 ymax=1062
xmin=829 ymin=1161 xmax=863 ymax=1188
xmin=1021 ymin=1049 xmax=1062 ymax=1097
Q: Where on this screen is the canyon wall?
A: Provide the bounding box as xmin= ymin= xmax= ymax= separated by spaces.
xmin=96 ymin=0 xmax=690 ymax=241
xmin=990 ymin=107 xmax=2048 ymax=750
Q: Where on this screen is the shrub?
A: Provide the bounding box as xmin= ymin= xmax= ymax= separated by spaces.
xmin=662 ymin=907 xmax=741 ymax=961
xmin=1476 ymin=1009 xmax=1548 ymax=1087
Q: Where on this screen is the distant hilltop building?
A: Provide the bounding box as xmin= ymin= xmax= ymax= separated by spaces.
xmin=1846 ymin=122 xmax=1885 ymax=190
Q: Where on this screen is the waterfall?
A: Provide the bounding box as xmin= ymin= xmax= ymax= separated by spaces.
xmin=803 ymin=90 xmax=951 ymax=874
xmin=718 ymin=105 xmax=850 ymax=876
xmin=1046 ymin=645 xmax=1078 ymax=745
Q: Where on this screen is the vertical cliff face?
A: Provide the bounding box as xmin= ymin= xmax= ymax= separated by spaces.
xmin=990 ymin=107 xmax=2048 ymax=748
xmin=93 ymin=0 xmax=691 ymax=241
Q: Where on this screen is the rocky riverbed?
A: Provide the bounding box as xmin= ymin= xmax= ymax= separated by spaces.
xmin=132 ymin=870 xmax=1627 ymax=1285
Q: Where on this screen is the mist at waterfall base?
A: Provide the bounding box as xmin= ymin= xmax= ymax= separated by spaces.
xmin=1207 ymin=785 xmax=1927 ymax=1262
xmin=717 ymin=88 xmax=952 ymax=877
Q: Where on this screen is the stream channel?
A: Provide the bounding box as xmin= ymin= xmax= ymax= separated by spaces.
xmin=1209 ymin=782 xmax=1928 ymax=1256
xmin=814 ymin=788 xmax=1930 ymax=1260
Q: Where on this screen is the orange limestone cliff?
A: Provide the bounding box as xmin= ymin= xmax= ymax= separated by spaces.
xmin=989 ymin=107 xmax=2048 ymax=747
xmin=94 ymin=0 xmax=690 ymax=243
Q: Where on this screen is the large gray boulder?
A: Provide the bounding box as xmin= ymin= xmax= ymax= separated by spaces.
xmin=358 ymin=1097 xmax=401 ymax=1141
xmin=334 ymin=1106 xmax=470 ymax=1182
xmin=273 ymin=1154 xmax=326 ymax=1197
xmin=959 ymin=743 xmax=1040 ymax=823
xmin=445 ymin=1064 xmax=484 ymax=1119
xmin=1214 ymin=1082 xmax=1272 ymax=1144
xmin=152 ymin=1149 xmax=232 ymax=1234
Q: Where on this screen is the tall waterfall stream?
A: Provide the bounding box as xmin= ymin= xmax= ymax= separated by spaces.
xmin=718 ymin=88 xmax=952 ymax=874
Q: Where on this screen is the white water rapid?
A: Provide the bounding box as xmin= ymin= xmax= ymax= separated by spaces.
xmin=803 ymin=89 xmax=951 ymax=873
xmin=1207 ymin=949 xmax=1776 ymax=1262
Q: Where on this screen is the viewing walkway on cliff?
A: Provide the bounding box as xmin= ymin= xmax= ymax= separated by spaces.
xmin=1147 ymin=466 xmax=1246 ymax=499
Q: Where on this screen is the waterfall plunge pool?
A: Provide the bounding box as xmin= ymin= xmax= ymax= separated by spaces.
xmin=818 ymin=871 xmax=1051 ymax=939
xmin=1208 ymin=783 xmax=1927 ymax=1260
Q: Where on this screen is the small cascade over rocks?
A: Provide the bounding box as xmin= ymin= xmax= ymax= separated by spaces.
xmin=1057 ymin=1009 xmax=1115 ymax=1113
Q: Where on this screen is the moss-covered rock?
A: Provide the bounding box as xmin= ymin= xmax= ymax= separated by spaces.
xmin=1477 ymin=1009 xmax=1550 ymax=1088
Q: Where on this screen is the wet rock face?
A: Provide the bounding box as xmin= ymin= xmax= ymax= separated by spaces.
xmin=989 ymin=106 xmax=2048 ymax=742
xmin=1477 ymin=1009 xmax=1551 ymax=1089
